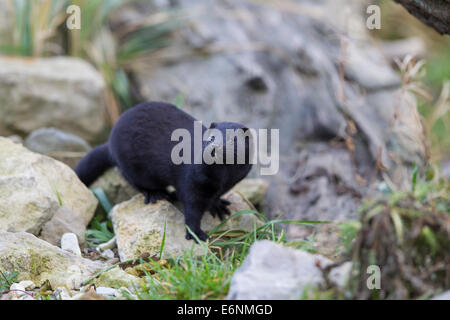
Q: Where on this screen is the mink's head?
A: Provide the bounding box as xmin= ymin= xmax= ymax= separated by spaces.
xmin=203 ymin=122 xmax=254 ymax=165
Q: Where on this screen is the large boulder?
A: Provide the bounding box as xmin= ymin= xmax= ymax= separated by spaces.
xmin=124 ymin=0 xmax=427 ymax=228
xmin=0 ymin=56 xmax=107 ymax=143
xmin=0 ymin=137 xmax=97 ymax=236
xmin=110 ymin=192 xmax=261 ymax=260
xmin=227 ymin=240 xmax=351 ymax=300
xmin=0 ymin=231 xmax=105 ymax=289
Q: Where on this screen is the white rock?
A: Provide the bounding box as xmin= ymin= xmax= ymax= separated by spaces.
xmin=97 ymin=236 xmax=117 ymax=251
xmin=61 ymin=233 xmax=82 ymax=256
xmin=96 ymin=287 xmax=117 ymax=296
xmin=432 ymin=290 xmax=450 ymax=300
xmin=100 ymin=249 xmax=115 ymax=260
xmin=10 ymin=283 xmax=26 ymax=293
xmin=54 ymin=287 xmax=72 ymax=300
xmin=227 ymin=240 xmax=350 ymax=300
xmin=0 ymin=138 xmax=98 ymax=235
xmin=18 ymin=280 xmax=36 ymax=290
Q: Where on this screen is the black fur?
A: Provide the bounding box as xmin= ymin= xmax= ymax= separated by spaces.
xmin=75 ymin=101 xmax=252 ymax=241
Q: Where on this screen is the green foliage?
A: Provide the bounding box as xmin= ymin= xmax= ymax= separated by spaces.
xmin=338 ymin=220 xmax=361 ymax=255
xmin=91 ymin=187 xmax=113 ymax=213
xmin=0 ymin=270 xmax=19 ymax=292
xmin=346 ymin=174 xmax=449 ymax=299
xmin=85 ymin=218 xmax=114 ymax=247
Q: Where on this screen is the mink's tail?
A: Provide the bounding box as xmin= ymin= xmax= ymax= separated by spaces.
xmin=75 ymin=143 xmax=114 ymax=186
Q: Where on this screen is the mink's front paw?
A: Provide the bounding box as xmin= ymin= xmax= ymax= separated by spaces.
xmin=185 ymin=229 xmax=209 ymax=242
xmin=209 ymin=199 xmax=231 ymax=221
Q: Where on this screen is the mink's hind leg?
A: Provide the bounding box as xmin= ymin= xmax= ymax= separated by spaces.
xmin=183 ymin=202 xmax=208 ymax=242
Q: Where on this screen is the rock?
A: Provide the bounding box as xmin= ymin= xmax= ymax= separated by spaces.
xmin=8 ymin=283 xmax=34 ymax=300
xmin=71 ymin=287 xmax=107 ymax=300
xmin=97 ymin=236 xmax=117 ymax=251
xmin=91 ymin=168 xmax=138 ymax=205
xmin=24 ymin=128 xmax=91 ymax=169
xmin=127 ymin=0 xmax=426 ymax=224
xmin=100 ymin=249 xmax=115 ymax=260
xmin=231 ymin=178 xmax=269 ymax=207
xmin=93 ymin=266 xmax=143 ymax=289
xmin=0 ymin=56 xmax=107 ymax=143
xmin=0 ymin=137 xmax=97 ymax=236
xmin=61 ymin=233 xmax=82 ymax=256
xmin=39 ymin=206 xmax=86 ymax=246
xmin=0 ymin=231 xmax=105 ymax=289
xmin=432 ymin=291 xmax=450 ymax=300
xmin=17 ymin=280 xmax=36 ymax=290
xmin=7 ymin=135 xmax=22 ymax=144
xmin=96 ymin=287 xmax=117 ymax=296
xmin=54 ymin=287 xmax=72 ymax=300
xmin=24 ymin=128 xmax=91 ymax=154
xmin=10 ymin=282 xmax=26 ymax=293
xmin=110 ymin=192 xmax=261 ymax=260
xmin=226 ymin=240 xmax=350 ymax=300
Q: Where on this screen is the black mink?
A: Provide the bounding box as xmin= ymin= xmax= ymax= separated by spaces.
xmin=75 ymin=101 xmax=253 ymax=241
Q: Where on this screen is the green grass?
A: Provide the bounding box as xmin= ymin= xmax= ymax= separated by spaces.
xmin=85 ymin=218 xmax=115 ymax=247
xmin=124 ymin=211 xmax=328 ymax=300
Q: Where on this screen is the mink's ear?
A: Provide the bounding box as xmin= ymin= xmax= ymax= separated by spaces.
xmin=209 ymin=122 xmax=217 ymax=129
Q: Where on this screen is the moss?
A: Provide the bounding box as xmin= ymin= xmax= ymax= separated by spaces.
xmin=93 ymin=267 xmax=143 ymax=289
xmin=133 ymin=230 xmax=162 ymax=258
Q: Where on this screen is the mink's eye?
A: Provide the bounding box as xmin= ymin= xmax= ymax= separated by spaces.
xmin=208 ymin=135 xmax=215 ymax=142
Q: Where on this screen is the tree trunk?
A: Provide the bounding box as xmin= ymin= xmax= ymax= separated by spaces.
xmin=394 ymin=0 xmax=450 ymax=34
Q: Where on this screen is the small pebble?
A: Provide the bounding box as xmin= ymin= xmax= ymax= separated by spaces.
xmin=18 ymin=280 xmax=36 ymax=290
xmin=61 ymin=232 xmax=81 ymax=256
xmin=96 ymin=287 xmax=117 ymax=296
xmin=101 ymin=249 xmax=115 ymax=260
xmin=97 ymin=236 xmax=117 ymax=251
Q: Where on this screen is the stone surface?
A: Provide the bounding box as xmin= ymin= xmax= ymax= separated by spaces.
xmin=93 ymin=266 xmax=143 ymax=289
xmin=17 ymin=280 xmax=36 ymax=290
xmin=24 ymin=127 xmax=91 ymax=154
xmin=110 ymin=192 xmax=261 ymax=260
xmin=432 ymin=290 xmax=450 ymax=300
xmin=96 ymin=286 xmax=117 ymax=296
xmin=24 ymin=128 xmax=91 ymax=168
xmin=0 ymin=137 xmax=97 ymax=235
xmin=61 ymin=233 xmax=82 ymax=257
xmin=227 ymin=240 xmax=350 ymax=300
xmin=231 ymin=178 xmax=269 ymax=207
xmin=0 ymin=56 xmax=107 ymax=143
xmin=0 ymin=231 xmax=105 ymax=289
xmin=39 ymin=206 xmax=86 ymax=246
xmin=54 ymin=287 xmax=72 ymax=300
